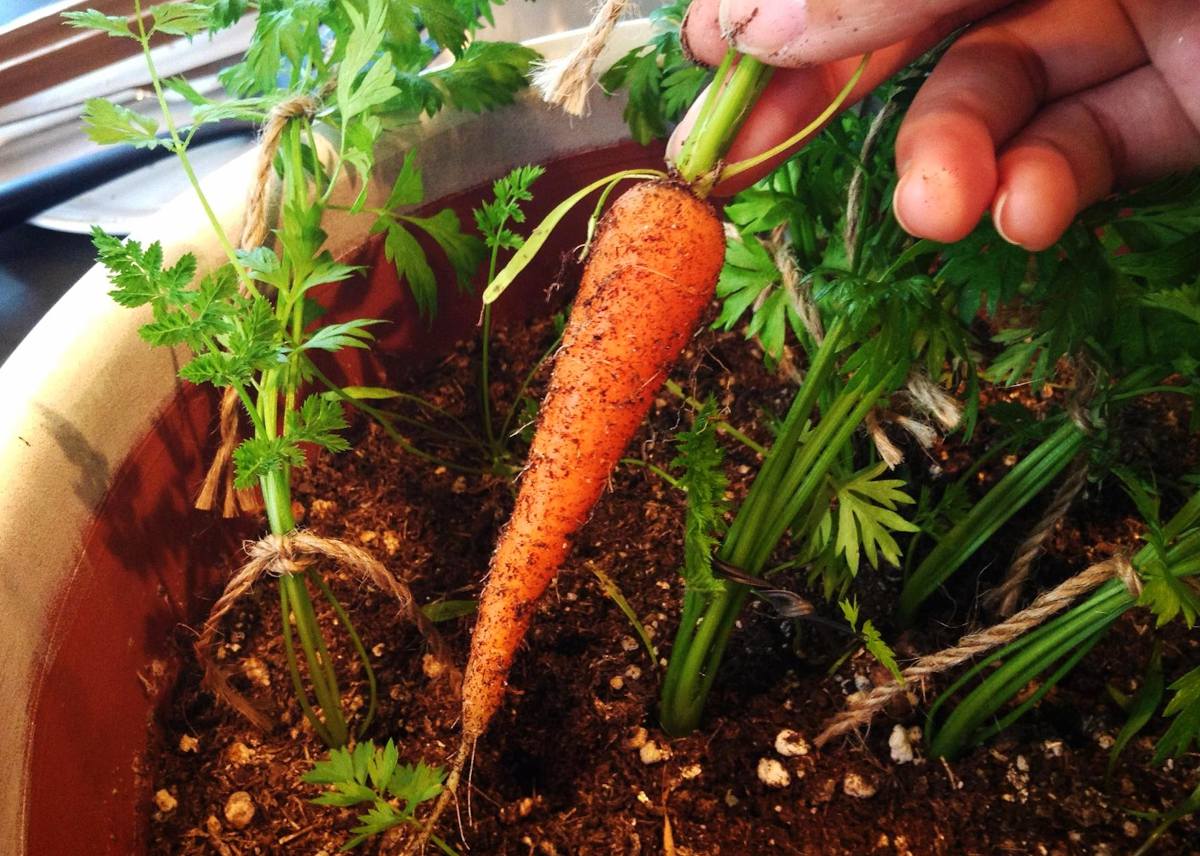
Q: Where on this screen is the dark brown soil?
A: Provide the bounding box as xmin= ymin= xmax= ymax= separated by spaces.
xmin=147 ymin=308 xmax=1200 ymax=856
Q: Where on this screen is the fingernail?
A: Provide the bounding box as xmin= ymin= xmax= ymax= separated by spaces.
xmin=992 ymin=191 xmax=1020 ymax=247
xmin=719 ymin=0 xmax=808 ymax=60
xmin=892 ymin=172 xmax=916 ymax=236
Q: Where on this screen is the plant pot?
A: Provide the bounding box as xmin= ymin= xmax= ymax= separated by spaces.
xmin=0 ymin=22 xmax=657 ymax=853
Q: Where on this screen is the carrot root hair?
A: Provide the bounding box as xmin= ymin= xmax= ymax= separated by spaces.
xmin=404 ymin=738 xmax=472 ymax=856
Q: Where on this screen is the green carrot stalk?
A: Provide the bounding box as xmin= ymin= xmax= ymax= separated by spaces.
xmin=660 ymin=320 xmax=908 ymax=735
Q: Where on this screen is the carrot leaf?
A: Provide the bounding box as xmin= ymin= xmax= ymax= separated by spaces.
xmin=672 ymin=398 xmax=729 ymax=594
xmin=379 ymin=221 xmax=438 ymax=316
xmin=80 ymin=98 xmax=163 ymax=150
xmin=149 ymin=2 xmax=212 ymax=38
xmin=400 ymin=209 xmax=485 ymax=291
xmin=62 ymin=9 xmax=134 ymax=38
xmin=304 ymin=740 xmax=448 ymax=850
xmin=1154 ymin=666 xmax=1200 ymax=764
xmin=1107 ymin=644 xmax=1163 ymax=780
xmin=372 ymin=154 xmax=485 ymax=314
xmin=598 ymin=0 xmax=709 ymax=144
xmin=838 ymin=597 xmax=904 ymax=684
xmin=425 ymin=41 xmax=540 ymax=114
xmin=475 ymin=164 xmax=546 ymax=251
xmin=832 ymin=463 xmax=919 ymax=575
xmin=590 ymin=566 xmax=657 ymax=663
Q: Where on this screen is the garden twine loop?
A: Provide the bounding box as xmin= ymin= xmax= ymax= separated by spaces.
xmin=195 ymin=530 xmax=460 ymax=730
xmin=195 ymin=94 xmax=320 ymax=516
xmin=814 ymin=553 xmax=1140 ymax=748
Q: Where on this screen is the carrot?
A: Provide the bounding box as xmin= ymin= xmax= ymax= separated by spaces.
xmin=407 ymin=179 xmax=723 ymax=851
xmin=464 ymin=179 xmax=724 ymax=735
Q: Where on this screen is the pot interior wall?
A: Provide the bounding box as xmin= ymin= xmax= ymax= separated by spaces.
xmin=24 ymin=140 xmax=662 ymax=854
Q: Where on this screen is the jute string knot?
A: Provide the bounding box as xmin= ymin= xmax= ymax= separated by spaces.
xmin=196 ymin=530 xmax=458 ymax=731
xmin=530 ymin=0 xmax=628 ymax=116
xmin=1112 ymin=552 xmax=1143 ymax=598
xmin=246 ymin=532 xmax=312 ymax=576
xmin=814 ymin=552 xmax=1139 ymax=748
xmin=196 ymin=93 xmax=320 ymax=516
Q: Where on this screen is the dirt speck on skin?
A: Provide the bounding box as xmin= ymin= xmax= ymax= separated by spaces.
xmin=146 ymin=311 xmax=1200 ymax=854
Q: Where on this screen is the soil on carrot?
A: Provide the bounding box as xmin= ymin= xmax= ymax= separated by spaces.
xmin=147 ymin=305 xmax=1200 ymax=856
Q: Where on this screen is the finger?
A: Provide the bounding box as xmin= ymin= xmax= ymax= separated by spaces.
xmin=993 ymin=65 xmax=1200 ymax=251
xmin=719 ymin=0 xmax=1009 ymax=68
xmin=681 ymin=0 xmax=728 ymax=67
xmin=893 ymin=0 xmax=1147 ymax=243
xmin=1119 ymin=0 xmax=1200 ymax=132
xmin=668 ymin=36 xmax=941 ymax=195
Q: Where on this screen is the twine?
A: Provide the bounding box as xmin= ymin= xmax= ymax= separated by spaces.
xmin=752 ymin=226 xmax=821 ymax=386
xmin=239 ymin=94 xmax=319 ymax=252
xmin=984 ymin=358 xmax=1099 ymax=616
xmin=530 ymin=0 xmax=628 ymax=116
xmin=866 ymin=409 xmax=904 ymax=469
xmin=195 ymin=530 xmax=459 ymax=729
xmin=195 ymin=94 xmax=319 ymax=516
xmin=193 ymin=383 xmax=262 ymax=515
xmin=850 ymin=100 xmax=921 ymax=467
xmin=768 ymin=225 xmax=823 ymax=346
xmin=843 ymin=99 xmax=898 ymax=272
xmin=986 ymin=455 xmax=1089 ymax=617
xmin=813 ymin=554 xmax=1141 ymax=747
xmin=904 ymin=371 xmax=962 ymax=432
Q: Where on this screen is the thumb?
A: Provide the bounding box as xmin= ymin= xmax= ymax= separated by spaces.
xmin=720 ymin=0 xmax=1010 ymax=67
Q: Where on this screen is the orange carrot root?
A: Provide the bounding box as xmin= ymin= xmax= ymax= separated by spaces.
xmin=463 ymin=180 xmax=724 ymax=740
xmin=413 ymin=179 xmax=723 ymax=849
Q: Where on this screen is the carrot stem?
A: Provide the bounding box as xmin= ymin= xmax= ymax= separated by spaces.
xmin=675 ymin=52 xmax=773 ymax=188
xmin=660 ymin=320 xmax=910 ymax=735
xmin=661 ymin=320 xmax=845 ymax=734
xmin=718 ymin=53 xmax=871 ymax=185
xmin=311 ymin=570 xmax=379 ymax=739
xmin=280 ymin=579 xmax=337 ymax=747
xmin=262 ymin=468 xmax=357 ymax=747
xmin=674 ymin=49 xmax=736 ymax=179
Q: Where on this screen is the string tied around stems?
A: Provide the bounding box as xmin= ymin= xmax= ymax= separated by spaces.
xmin=195 ymin=529 xmax=459 ymax=731
xmin=239 ymin=94 xmax=320 ymax=251
xmin=195 ymin=93 xmax=321 ymax=517
xmin=813 ymin=552 xmax=1141 ymax=748
xmin=247 ymin=531 xmax=312 ymax=576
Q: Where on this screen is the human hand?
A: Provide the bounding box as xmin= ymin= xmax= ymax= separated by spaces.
xmin=669 ymin=0 xmax=1200 ymax=250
